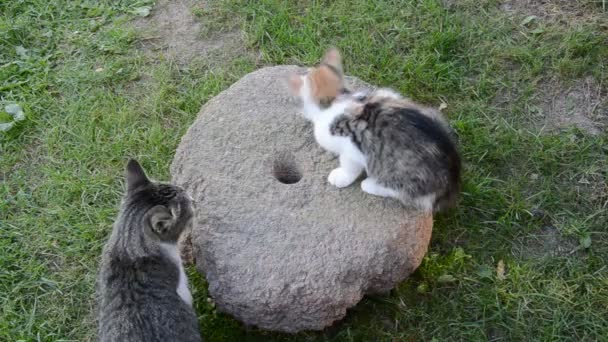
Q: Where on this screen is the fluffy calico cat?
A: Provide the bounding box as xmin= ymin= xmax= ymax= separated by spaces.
xmin=288 ymin=48 xmax=461 ymax=212
xmin=97 ymin=160 xmax=201 ymax=342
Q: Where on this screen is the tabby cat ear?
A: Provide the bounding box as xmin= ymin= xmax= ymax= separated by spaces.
xmin=148 ymin=205 xmax=174 ymax=237
xmin=126 ymin=159 xmax=150 ymax=191
xmin=322 ymin=47 xmax=342 ymax=74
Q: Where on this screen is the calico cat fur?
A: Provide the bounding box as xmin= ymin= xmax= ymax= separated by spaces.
xmin=288 ymin=48 xmax=461 ymax=212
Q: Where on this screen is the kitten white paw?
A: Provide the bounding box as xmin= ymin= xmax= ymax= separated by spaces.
xmin=360 ymin=178 xmax=378 ymax=195
xmin=328 ymin=168 xmax=356 ymax=188
xmin=361 ymin=178 xmax=399 ymax=198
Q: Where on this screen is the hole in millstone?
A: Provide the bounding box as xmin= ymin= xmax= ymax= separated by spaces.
xmin=272 ymin=152 xmax=302 ymax=184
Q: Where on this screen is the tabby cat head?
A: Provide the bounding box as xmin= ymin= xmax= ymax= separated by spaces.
xmin=288 ymin=48 xmax=346 ymax=108
xmin=124 ymin=159 xmax=193 ymax=243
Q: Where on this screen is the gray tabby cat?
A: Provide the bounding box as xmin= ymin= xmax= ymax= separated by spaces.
xmin=289 ymin=48 xmax=461 ymax=212
xmin=97 ymin=159 xmax=201 ymax=342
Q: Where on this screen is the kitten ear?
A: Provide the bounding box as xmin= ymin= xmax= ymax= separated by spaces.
xmin=126 ymin=159 xmax=150 ymax=191
xmin=148 ymin=205 xmax=174 ymax=237
xmin=288 ymin=74 xmax=303 ymax=95
xmin=322 ymin=47 xmax=342 ymax=74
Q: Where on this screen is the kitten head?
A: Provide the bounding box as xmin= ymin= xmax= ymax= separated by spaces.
xmin=125 ymin=159 xmax=194 ymax=243
xmin=288 ymin=48 xmax=346 ymax=108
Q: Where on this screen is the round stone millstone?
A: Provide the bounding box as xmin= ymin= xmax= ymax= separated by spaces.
xmin=171 ymin=65 xmax=433 ymax=333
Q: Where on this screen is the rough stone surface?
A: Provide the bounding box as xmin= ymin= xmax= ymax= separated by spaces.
xmin=171 ymin=65 xmax=433 ymax=332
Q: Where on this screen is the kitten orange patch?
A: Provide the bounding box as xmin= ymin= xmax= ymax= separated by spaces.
xmin=309 ymin=66 xmax=342 ymax=104
xmin=287 ymin=47 xmax=345 ymax=107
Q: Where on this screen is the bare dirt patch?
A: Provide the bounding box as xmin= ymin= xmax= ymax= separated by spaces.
xmin=574 ymin=171 xmax=608 ymax=206
xmin=494 ymin=77 xmax=607 ymax=134
xmin=535 ymin=77 xmax=607 ymax=134
xmin=499 ymin=0 xmax=605 ymax=23
xmin=132 ymin=0 xmax=246 ymax=65
xmin=513 ymin=225 xmax=578 ymax=259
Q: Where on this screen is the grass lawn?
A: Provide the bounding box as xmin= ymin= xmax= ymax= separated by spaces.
xmin=1 ymin=0 xmax=607 ymax=340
